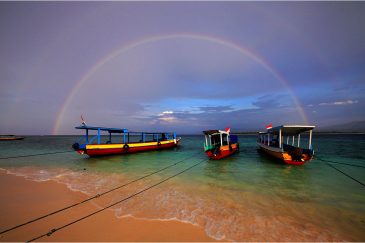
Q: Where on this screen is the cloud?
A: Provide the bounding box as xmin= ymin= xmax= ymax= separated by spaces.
xmin=158 ymin=116 xmax=176 ymax=122
xmin=157 ymin=111 xmax=178 ymax=123
xmin=162 ymin=111 xmax=174 ymax=114
xmin=252 ymin=95 xmax=283 ymax=109
xmin=319 ymin=100 xmax=359 ymax=106
xmin=197 ymin=105 xmax=234 ymax=113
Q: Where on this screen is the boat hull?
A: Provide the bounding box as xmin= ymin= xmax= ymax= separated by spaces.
xmin=258 ymin=143 xmax=313 ymax=165
xmin=205 ymin=143 xmax=239 ymax=160
xmin=0 ymin=136 xmax=25 ymax=141
xmin=75 ymin=139 xmax=180 ymax=157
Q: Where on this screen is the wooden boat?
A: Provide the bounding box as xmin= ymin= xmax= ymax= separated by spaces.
xmin=72 ymin=125 xmax=180 ymax=157
xmin=203 ymin=128 xmax=239 ymax=160
xmin=257 ymin=125 xmax=315 ymax=165
xmin=0 ymin=135 xmax=25 ymax=141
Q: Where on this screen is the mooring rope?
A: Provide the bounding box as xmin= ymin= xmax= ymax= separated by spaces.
xmin=27 ymin=158 xmax=208 ymax=242
xmin=0 ymin=152 xmax=201 ymax=235
xmin=316 ymin=157 xmax=365 ymax=169
xmin=325 ymin=162 xmax=365 ymax=188
xmin=314 ymin=157 xmax=365 ymax=187
xmin=0 ymin=150 xmax=74 ymax=160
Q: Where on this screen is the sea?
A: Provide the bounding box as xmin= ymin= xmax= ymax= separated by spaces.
xmin=0 ymin=134 xmax=364 ymax=241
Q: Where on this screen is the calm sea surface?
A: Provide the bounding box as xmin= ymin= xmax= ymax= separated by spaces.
xmin=0 ymin=134 xmax=364 ymax=241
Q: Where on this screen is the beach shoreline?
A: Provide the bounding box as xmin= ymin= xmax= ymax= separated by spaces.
xmin=0 ymin=170 xmax=217 ymax=242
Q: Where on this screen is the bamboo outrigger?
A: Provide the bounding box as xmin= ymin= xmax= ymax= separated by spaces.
xmin=72 ymin=125 xmax=180 ymax=157
xmin=203 ymin=128 xmax=239 ymax=160
xmin=257 ymin=125 xmax=315 ymax=165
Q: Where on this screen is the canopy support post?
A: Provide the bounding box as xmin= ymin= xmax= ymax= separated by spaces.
xmin=97 ymin=128 xmax=100 ymax=144
xmin=279 ymin=129 xmax=282 ymax=149
xmin=86 ymin=129 xmax=89 ymax=144
xmin=298 ymin=134 xmax=301 ymax=147
xmin=309 ymin=130 xmax=312 ymax=149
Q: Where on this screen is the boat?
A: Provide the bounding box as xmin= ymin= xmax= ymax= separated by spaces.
xmin=0 ymin=135 xmax=25 ymax=141
xmin=257 ymin=124 xmax=315 ymax=165
xmin=203 ymin=128 xmax=239 ymax=160
xmin=72 ymin=125 xmax=180 ymax=157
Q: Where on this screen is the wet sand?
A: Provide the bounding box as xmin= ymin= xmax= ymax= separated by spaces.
xmin=0 ymin=171 xmax=216 ymax=242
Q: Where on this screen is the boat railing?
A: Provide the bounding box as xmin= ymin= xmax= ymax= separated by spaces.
xmin=76 ymin=136 xmax=88 ymax=144
xmin=89 ymin=135 xmax=99 ymax=144
xmin=76 ymin=128 xmax=177 ymax=145
xmin=204 ymin=143 xmax=218 ymax=151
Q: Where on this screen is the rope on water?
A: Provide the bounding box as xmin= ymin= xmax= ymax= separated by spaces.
xmin=0 ymin=152 xmax=201 ymax=235
xmin=316 ymin=157 xmax=365 ymax=169
xmin=0 ymin=150 xmax=74 ymax=160
xmin=326 ymin=162 xmax=365 ymax=187
xmin=27 ymin=158 xmax=208 ymax=242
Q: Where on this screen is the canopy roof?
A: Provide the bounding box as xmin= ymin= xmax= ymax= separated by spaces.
xmin=203 ymin=130 xmax=229 ymax=135
xmin=75 ymin=125 xmax=128 ymax=133
xmin=262 ymin=125 xmax=315 ymax=136
xmin=75 ymin=125 xmax=175 ymax=134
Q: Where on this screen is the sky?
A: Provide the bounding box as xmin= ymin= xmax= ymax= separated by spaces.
xmin=0 ymin=2 xmax=364 ymax=135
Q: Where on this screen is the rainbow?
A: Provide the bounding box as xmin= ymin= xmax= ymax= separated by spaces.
xmin=53 ymin=33 xmax=308 ymax=135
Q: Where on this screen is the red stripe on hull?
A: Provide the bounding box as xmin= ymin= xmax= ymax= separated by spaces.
xmin=283 ymin=159 xmax=306 ymax=165
xmin=80 ymin=141 xmax=179 ymax=157
xmin=205 ymin=144 xmax=239 ymax=160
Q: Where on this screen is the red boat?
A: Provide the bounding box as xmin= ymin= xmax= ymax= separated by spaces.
xmin=72 ymin=125 xmax=180 ymax=157
xmin=203 ymin=128 xmax=239 ymax=160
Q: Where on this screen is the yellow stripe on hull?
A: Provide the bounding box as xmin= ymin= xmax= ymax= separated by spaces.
xmin=219 ymin=143 xmax=238 ymax=151
xmin=86 ymin=139 xmax=176 ymax=150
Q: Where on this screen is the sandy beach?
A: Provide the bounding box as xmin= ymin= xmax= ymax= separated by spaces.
xmin=0 ymin=171 xmax=216 ymax=242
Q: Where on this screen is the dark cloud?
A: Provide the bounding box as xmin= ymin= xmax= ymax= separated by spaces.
xmin=252 ymin=95 xmax=282 ymax=109
xmin=197 ymin=106 xmax=235 ymax=113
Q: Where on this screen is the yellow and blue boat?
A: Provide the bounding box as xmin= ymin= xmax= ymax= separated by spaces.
xmin=72 ymin=125 xmax=180 ymax=157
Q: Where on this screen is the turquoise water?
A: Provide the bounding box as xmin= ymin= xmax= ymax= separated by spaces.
xmin=0 ymin=135 xmax=364 ymax=241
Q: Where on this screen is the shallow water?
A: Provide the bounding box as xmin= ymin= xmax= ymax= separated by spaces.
xmin=0 ymin=134 xmax=364 ymax=241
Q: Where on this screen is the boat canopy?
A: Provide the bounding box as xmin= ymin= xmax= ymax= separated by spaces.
xmin=203 ymin=129 xmax=236 ymax=151
xmin=75 ymin=125 xmax=128 ymax=133
xmin=203 ymin=130 xmax=229 ymax=135
xmin=75 ymin=125 xmax=177 ymax=145
xmin=263 ymin=125 xmax=315 ymax=136
xmin=258 ymin=124 xmax=315 ymax=150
